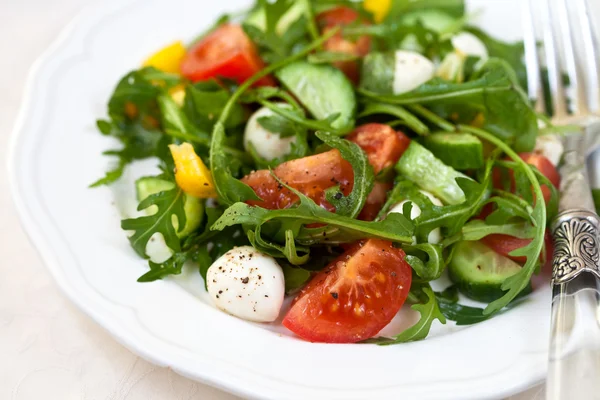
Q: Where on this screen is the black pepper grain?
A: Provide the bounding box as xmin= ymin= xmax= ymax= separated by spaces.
xmin=242 ymin=277 xmax=249 ymax=284
xmin=331 ymin=292 xmax=339 ymax=299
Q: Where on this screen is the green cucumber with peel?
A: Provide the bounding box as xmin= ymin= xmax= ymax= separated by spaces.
xmin=423 ymin=132 xmax=484 ymax=170
xmin=275 ymin=61 xmax=356 ymax=130
xmin=136 ymin=177 xmax=204 ymax=238
xmin=395 ymin=141 xmax=468 ymax=205
xmin=448 ymin=241 xmax=531 ymax=303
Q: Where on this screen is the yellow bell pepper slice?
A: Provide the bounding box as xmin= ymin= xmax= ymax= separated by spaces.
xmin=143 ymin=41 xmax=186 ymax=74
xmin=169 ymin=143 xmax=217 ymax=198
xmin=363 ymin=0 xmax=391 ymax=23
xmin=169 ymin=85 xmax=186 ymax=107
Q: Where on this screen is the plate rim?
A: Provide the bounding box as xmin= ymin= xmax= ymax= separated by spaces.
xmin=7 ymin=1 xmax=547 ymax=399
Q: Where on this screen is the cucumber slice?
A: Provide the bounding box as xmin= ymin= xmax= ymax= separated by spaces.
xmin=275 ymin=61 xmax=356 ymax=130
xmin=136 ymin=177 xmax=204 ymax=238
xmin=423 ymin=132 xmax=484 ymax=170
xmin=360 ymin=51 xmax=395 ymax=94
xmin=448 ymin=241 xmax=531 ymax=302
xmin=395 ymin=141 xmax=468 ymax=205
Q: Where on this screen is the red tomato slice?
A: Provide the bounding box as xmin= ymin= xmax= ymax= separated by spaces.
xmin=481 ymin=230 xmax=553 ymax=268
xmin=180 ymin=24 xmax=274 ymax=86
xmin=521 ymin=153 xmax=560 ymax=203
xmin=242 ymin=124 xmax=407 ymax=215
xmin=283 ymin=239 xmax=412 ymax=343
xmin=241 ymin=149 xmax=354 ymax=211
xmin=347 ymin=123 xmax=411 ymax=175
xmin=358 ymin=182 xmax=391 ymax=221
xmin=316 ymin=7 xmax=371 ymax=83
xmin=493 ymin=153 xmax=559 ymax=205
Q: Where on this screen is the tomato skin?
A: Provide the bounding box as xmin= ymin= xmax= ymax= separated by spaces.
xmin=358 ymin=182 xmax=391 ymax=221
xmin=316 ymin=7 xmax=371 ymax=83
xmin=493 ymin=153 xmax=559 ymax=205
xmin=283 ymin=239 xmax=412 ymax=343
xmin=241 ymin=150 xmax=354 ymax=211
xmin=521 ymin=153 xmax=560 ymax=203
xmin=347 ymin=123 xmax=411 ymax=175
xmin=242 ymin=123 xmax=407 ymax=216
xmin=481 ymin=230 xmax=553 ymax=268
xmin=180 ymin=24 xmax=274 ymax=86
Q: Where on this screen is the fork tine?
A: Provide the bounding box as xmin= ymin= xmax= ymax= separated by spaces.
xmin=523 ymin=0 xmax=546 ymax=114
xmin=557 ymin=0 xmax=588 ymax=115
xmin=540 ymin=0 xmax=569 ymax=118
xmin=575 ymin=0 xmax=600 ymax=113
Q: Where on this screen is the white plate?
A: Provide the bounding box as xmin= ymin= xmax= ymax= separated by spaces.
xmin=8 ymin=0 xmax=554 ymax=398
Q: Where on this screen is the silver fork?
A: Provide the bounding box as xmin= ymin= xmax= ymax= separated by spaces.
xmin=523 ymin=0 xmax=600 ymax=398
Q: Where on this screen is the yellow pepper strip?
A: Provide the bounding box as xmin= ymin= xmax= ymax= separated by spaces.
xmin=143 ymin=41 xmax=186 ymax=74
xmin=169 ymin=143 xmax=217 ymax=198
xmin=169 ymin=85 xmax=186 ymax=107
xmin=471 ymin=112 xmax=486 ymax=128
xmin=363 ymin=0 xmax=391 ymax=23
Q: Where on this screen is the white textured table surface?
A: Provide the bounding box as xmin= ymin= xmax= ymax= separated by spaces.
xmin=0 ymin=0 xmax=567 ymax=399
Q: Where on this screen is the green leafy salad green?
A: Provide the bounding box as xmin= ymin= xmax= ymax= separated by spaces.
xmin=93 ymin=0 xmax=560 ymax=344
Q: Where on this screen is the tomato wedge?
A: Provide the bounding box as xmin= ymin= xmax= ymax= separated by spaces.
xmin=180 ymin=24 xmax=274 ymax=86
xmin=347 ymin=123 xmax=411 ymax=175
xmin=493 ymin=153 xmax=559 ymax=205
xmin=241 ymin=149 xmax=354 ymax=211
xmin=242 ymin=124 xmax=408 ymax=216
xmin=358 ymin=182 xmax=391 ymax=221
xmin=316 ymin=6 xmax=371 ymax=83
xmin=283 ymin=239 xmax=412 ymax=343
xmin=481 ymin=230 xmax=553 ymax=269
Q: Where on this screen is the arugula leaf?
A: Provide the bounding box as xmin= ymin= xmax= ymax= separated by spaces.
xmin=184 ymin=81 xmax=246 ymax=132
xmin=137 ymin=207 xmax=248 ymax=283
xmin=92 ymin=67 xmax=178 ymax=187
xmin=90 ymin=121 xmax=163 ymax=187
xmin=369 ymin=287 xmax=446 ymax=344
xmin=359 ymin=59 xmax=538 ymax=152
xmin=210 ymin=122 xmax=262 ymax=205
xmin=460 ymin=126 xmax=546 ymax=315
xmin=243 ymin=0 xmax=309 ymax=63
xmin=121 ymin=186 xmax=187 ymax=258
xmin=404 ymin=244 xmax=444 ymax=281
xmin=484 ymin=192 xmax=535 ymax=226
xmin=107 ymin=67 xmax=180 ymax=121
xmin=257 ymin=113 xmax=301 ymax=138
xmin=157 ymin=94 xmax=210 ymax=145
xmin=437 ymin=297 xmax=490 ymax=325
xmin=282 ymin=263 xmax=312 ymax=292
xmin=317 ymin=132 xmax=374 ymax=218
xmin=448 ymin=220 xmax=534 ymax=246
xmin=358 ymin=102 xmax=429 ymax=135
xmin=247 ymin=226 xmax=310 ymax=265
xmin=258 ymin=99 xmax=348 ymax=135
xmin=211 ymin=200 xmax=414 ymax=246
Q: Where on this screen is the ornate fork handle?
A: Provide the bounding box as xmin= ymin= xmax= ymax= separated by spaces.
xmin=552 ymin=210 xmax=600 ymax=284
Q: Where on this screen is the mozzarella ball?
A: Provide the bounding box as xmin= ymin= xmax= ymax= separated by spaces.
xmin=451 ymin=32 xmax=488 ymax=59
xmin=534 ymin=134 xmax=563 ymax=166
xmin=388 ymin=190 xmax=443 ymax=244
xmin=393 ymin=50 xmax=436 ymax=95
xmin=206 ymin=246 xmax=285 ymax=322
xmin=244 ymin=105 xmax=296 ymax=161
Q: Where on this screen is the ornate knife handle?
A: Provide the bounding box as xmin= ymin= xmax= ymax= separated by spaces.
xmin=546 ymin=209 xmax=600 ymax=400
xmin=552 ymin=210 xmax=600 ymax=284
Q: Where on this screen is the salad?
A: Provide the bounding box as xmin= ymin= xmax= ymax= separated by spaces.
xmin=93 ymin=0 xmax=563 ymax=344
